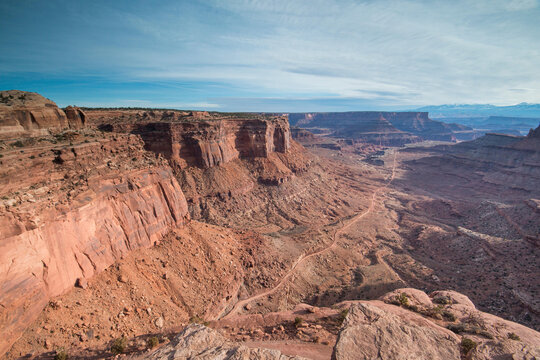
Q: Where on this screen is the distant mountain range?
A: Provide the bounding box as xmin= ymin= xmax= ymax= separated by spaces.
xmin=415 ymin=103 xmax=540 ymax=118
xmin=412 ymin=104 xmax=540 ymax=135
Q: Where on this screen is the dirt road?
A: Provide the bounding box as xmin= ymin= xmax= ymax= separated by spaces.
xmin=218 ymin=151 xmax=398 ymax=319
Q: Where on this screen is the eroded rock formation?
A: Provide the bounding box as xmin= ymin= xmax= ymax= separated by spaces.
xmin=87 ymin=111 xmax=291 ymax=169
xmin=289 ymin=111 xmax=477 ymax=144
xmin=0 ymin=90 xmax=86 ymax=139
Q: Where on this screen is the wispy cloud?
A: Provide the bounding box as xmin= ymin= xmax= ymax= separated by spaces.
xmin=0 ymin=0 xmax=539 ymax=110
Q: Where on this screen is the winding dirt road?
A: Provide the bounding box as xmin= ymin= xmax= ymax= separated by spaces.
xmin=218 ymin=151 xmax=398 ymax=320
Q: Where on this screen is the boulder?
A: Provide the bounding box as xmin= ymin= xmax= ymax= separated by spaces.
xmin=332 ymin=303 xmax=461 ymax=360
xmin=144 ymin=324 xmax=306 ymax=359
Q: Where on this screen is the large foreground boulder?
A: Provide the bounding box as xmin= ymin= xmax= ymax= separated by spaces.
xmin=332 ymin=289 xmax=540 ymax=360
xmin=145 ymin=324 xmax=306 ymax=359
xmin=332 ymin=302 xmax=461 ymax=360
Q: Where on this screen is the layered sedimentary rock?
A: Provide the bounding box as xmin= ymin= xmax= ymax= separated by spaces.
xmin=409 ymin=126 xmax=540 ymax=195
xmin=289 ymin=111 xmax=477 ymax=144
xmin=0 ymin=132 xmax=189 ymax=356
xmin=84 ymin=109 xmax=307 ymax=220
xmin=106 ymin=117 xmax=291 ymax=169
xmin=289 ymin=111 xmax=421 ymax=146
xmin=291 ymin=127 xmax=316 ymax=140
xmin=0 ymin=90 xmax=86 ymax=139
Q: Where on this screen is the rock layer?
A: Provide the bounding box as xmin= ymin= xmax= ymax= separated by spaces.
xmin=0 ymin=133 xmax=189 ymax=356
xmin=0 ymin=90 xmax=86 ymax=139
xmin=89 ymin=112 xmax=291 ymax=169
xmin=288 ymin=111 xmax=477 ymax=144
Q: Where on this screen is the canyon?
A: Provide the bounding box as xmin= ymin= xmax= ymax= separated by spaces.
xmin=0 ymin=91 xmax=539 ymax=359
xmin=289 ymin=111 xmax=478 ymax=145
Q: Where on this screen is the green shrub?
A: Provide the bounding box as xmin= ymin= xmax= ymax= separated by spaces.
xmin=396 ymin=293 xmax=409 ymax=307
xmin=442 ymin=309 xmax=457 ymax=322
xmin=189 ymin=315 xmax=209 ymax=326
xmin=338 ymin=309 xmax=349 ymax=324
xmin=461 ymin=337 xmax=477 ymax=355
xmin=147 ymin=336 xmax=159 ymax=349
xmin=294 ymin=317 xmax=303 ymax=328
xmin=54 ymin=348 xmax=68 ymax=360
xmin=12 ymin=140 xmax=24 ymax=148
xmin=508 ymin=332 xmax=521 ymax=341
xmin=111 ymin=336 xmax=127 ymax=355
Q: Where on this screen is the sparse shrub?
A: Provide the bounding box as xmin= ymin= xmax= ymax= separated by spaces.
xmin=463 ymin=310 xmax=485 ymax=328
xmin=422 ymin=305 xmax=443 ymax=319
xmin=338 ymin=309 xmax=349 ymax=324
xmin=460 ymin=337 xmax=477 ymax=355
xmin=147 ymin=336 xmax=159 ymax=349
xmin=508 ymin=332 xmax=521 ymax=341
xmin=433 ymin=295 xmax=453 ymax=305
xmin=12 ymin=140 xmax=24 ymax=148
xmin=189 ymin=315 xmax=209 ymax=326
xmin=448 ymin=323 xmax=466 ymax=334
xmin=111 ymin=336 xmax=127 ymax=355
xmin=442 ymin=309 xmax=457 ymax=322
xmin=54 ymin=348 xmax=68 ymax=360
xmin=448 ymin=323 xmax=493 ymax=339
xmin=29 ymin=155 xmax=35 ymax=159
xmin=294 ymin=316 xmax=303 ymax=328
xmin=396 ymin=293 xmax=409 ymax=307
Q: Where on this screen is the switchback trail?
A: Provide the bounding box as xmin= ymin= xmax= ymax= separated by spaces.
xmin=217 ymin=151 xmax=398 ymax=320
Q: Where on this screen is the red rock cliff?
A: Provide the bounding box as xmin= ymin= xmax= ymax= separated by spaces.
xmin=0 ymin=90 xmax=86 ymax=139
xmin=0 ymin=134 xmax=189 ymax=356
xmin=85 ymin=110 xmax=291 ymax=169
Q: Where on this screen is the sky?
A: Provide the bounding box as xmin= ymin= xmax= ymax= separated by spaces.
xmin=1 ymin=0 xmax=539 ymax=112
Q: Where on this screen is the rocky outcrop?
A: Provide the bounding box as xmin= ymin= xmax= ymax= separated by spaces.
xmin=288 ymin=111 xmax=478 ymax=144
xmin=90 ymin=113 xmax=291 ymax=169
xmin=0 ymin=133 xmax=189 ymax=356
xmin=291 ymin=127 xmax=316 ymax=141
xmin=333 ymin=302 xmax=461 ymax=360
xmin=0 ymin=90 xmax=86 ymax=139
xmin=63 ymin=105 xmax=86 ymax=129
xmin=332 ymin=289 xmax=540 ymax=360
xmin=144 ymin=324 xmax=306 ymax=359
xmin=83 ymin=109 xmax=308 ymax=221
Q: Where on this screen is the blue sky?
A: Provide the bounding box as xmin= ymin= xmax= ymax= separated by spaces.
xmin=1 ymin=0 xmax=539 ymax=111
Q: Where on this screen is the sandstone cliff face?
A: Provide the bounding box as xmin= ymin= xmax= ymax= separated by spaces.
xmin=84 ymin=109 xmax=305 ymax=221
xmin=88 ymin=112 xmax=291 ymax=169
xmin=0 ymin=133 xmax=189 ymax=356
xmin=0 ymin=90 xmax=86 ymax=139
